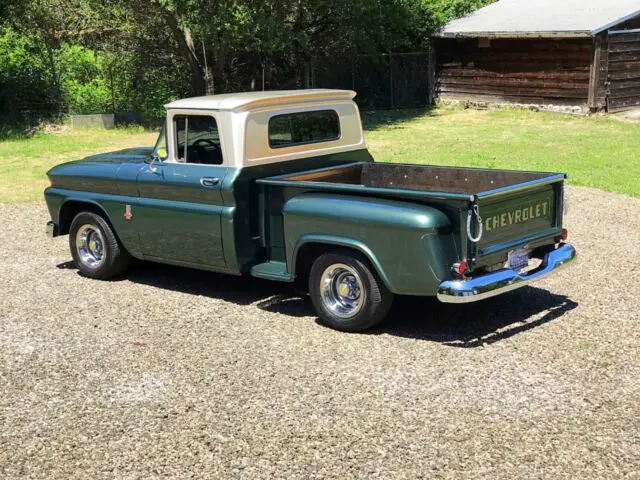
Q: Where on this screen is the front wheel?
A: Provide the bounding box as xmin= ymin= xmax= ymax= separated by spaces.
xmin=69 ymin=211 xmax=131 ymax=279
xmin=309 ymin=249 xmax=393 ymax=332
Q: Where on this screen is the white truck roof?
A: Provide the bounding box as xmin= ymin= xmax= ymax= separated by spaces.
xmin=165 ymin=89 xmax=356 ymax=111
xmin=163 ymin=89 xmax=365 ymax=168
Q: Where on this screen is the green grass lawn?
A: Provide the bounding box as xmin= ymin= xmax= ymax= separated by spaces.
xmin=364 ymin=107 xmax=640 ymax=197
xmin=0 ymin=127 xmax=158 ymax=203
xmin=1 ymin=107 xmax=639 ymax=203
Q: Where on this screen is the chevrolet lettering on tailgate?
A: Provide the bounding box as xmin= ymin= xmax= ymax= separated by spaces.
xmin=485 ymin=199 xmax=551 ymax=231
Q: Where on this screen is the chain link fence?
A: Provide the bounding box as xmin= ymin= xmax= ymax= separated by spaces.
xmin=250 ymin=52 xmax=433 ymax=110
xmin=227 ymin=51 xmax=433 ymax=110
xmin=309 ymin=52 xmax=432 ymax=110
xmin=1 ymin=51 xmax=433 ymax=133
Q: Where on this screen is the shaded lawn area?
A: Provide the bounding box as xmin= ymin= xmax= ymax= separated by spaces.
xmin=1 ymin=107 xmax=639 ymax=203
xmin=364 ymin=107 xmax=640 ymax=197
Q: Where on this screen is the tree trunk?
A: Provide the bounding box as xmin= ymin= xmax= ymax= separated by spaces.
xmin=199 ymin=39 xmax=215 ymax=95
xmin=204 ymin=66 xmax=215 ymax=95
xmin=213 ymin=45 xmax=226 ymax=93
xmin=161 ymin=11 xmax=206 ymax=95
xmin=42 ymin=26 xmax=63 ymax=119
xmin=292 ymin=1 xmax=309 ymax=88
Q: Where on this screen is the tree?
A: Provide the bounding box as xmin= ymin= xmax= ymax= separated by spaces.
xmin=1 ymin=0 xmax=495 ymax=129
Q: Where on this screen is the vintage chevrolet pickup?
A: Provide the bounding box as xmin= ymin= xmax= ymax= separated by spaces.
xmin=45 ymin=89 xmax=576 ymax=331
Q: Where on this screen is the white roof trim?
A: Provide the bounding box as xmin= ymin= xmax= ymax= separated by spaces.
xmin=437 ymin=31 xmax=592 ymax=39
xmin=165 ymin=89 xmax=356 ymax=111
xmin=592 ymin=8 xmax=640 ymax=34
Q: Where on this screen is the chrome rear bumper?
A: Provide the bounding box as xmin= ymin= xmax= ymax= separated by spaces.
xmin=437 ymin=243 xmax=576 ymax=304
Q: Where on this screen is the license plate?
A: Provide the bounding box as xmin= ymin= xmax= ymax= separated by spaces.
xmin=508 ymin=248 xmax=530 ymax=270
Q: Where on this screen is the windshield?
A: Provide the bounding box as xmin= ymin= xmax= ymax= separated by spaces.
xmin=153 ymin=122 xmax=168 ymax=159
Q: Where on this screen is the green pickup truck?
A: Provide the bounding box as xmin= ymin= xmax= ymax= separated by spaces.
xmin=45 ymin=89 xmax=576 ymax=332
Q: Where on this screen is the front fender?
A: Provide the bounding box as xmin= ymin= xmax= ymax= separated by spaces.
xmin=283 ymin=193 xmax=458 ymax=296
xmin=44 ymin=187 xmax=143 ymax=258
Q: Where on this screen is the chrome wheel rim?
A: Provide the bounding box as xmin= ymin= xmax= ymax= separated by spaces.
xmin=320 ymin=263 xmax=365 ymax=319
xmin=75 ymin=224 xmax=105 ymax=269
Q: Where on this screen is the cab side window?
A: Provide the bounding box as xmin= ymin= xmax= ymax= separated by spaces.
xmin=174 ymin=114 xmax=223 ymax=165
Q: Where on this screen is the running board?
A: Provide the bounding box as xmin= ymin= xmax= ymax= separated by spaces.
xmin=250 ymin=261 xmax=294 ymax=282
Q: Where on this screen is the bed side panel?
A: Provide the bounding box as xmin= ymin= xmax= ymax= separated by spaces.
xmin=282 ymin=193 xmax=457 ymax=296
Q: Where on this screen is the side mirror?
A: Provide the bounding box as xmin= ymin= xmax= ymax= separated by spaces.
xmin=148 ymin=147 xmax=167 ymax=173
xmin=148 ymin=153 xmax=160 ymax=173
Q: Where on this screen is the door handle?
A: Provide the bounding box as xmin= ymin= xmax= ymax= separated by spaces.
xmin=200 ymin=177 xmax=220 ymax=187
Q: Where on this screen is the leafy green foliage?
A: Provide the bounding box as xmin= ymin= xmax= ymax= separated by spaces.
xmin=0 ymin=0 xmax=495 ymax=131
xmin=0 ymin=27 xmax=60 ymax=129
xmin=57 ymin=44 xmax=110 ymax=114
xmin=421 ymin=0 xmax=496 ymax=28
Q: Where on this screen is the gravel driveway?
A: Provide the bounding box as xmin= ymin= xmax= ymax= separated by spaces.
xmin=1 ymin=187 xmax=638 ymax=479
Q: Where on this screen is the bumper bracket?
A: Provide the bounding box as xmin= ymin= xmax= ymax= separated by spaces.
xmin=46 ymin=221 xmax=59 ymax=238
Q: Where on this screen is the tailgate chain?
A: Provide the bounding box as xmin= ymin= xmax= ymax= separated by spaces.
xmin=466 ymin=203 xmax=483 ymax=243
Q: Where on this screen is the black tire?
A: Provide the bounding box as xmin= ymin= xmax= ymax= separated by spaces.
xmin=69 ymin=211 xmax=131 ymax=279
xmin=308 ymin=249 xmax=393 ymax=332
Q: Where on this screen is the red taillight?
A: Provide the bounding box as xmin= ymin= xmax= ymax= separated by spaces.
xmin=454 ymin=260 xmax=468 ymax=276
xmin=561 ymin=228 xmax=568 ymax=241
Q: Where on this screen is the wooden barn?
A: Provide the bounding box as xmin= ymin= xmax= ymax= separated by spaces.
xmin=434 ymin=0 xmax=640 ymax=112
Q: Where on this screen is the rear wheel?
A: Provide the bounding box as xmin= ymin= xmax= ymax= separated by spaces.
xmin=309 ymin=249 xmax=393 ymax=332
xmin=69 ymin=211 xmax=131 ymax=279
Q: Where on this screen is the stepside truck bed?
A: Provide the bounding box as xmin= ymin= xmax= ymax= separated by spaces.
xmin=257 ymin=162 xmax=567 ymax=274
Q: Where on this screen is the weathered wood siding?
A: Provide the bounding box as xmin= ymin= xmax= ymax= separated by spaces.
xmin=607 ymin=32 xmax=640 ymax=111
xmin=588 ymin=34 xmax=608 ymax=110
xmin=437 ymin=38 xmax=592 ymax=106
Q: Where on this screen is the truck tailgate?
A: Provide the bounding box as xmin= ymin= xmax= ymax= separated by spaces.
xmin=469 ymin=181 xmax=564 ymax=270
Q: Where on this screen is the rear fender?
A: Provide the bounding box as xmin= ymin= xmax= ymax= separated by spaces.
xmin=283 ymin=193 xmax=457 ymax=296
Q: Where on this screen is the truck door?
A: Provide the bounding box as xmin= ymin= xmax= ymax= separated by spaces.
xmin=135 ymin=113 xmax=228 ymax=269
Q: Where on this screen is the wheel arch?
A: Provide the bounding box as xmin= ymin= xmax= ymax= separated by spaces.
xmin=59 ymin=199 xmax=116 ymax=237
xmin=292 ymin=235 xmax=393 ymax=292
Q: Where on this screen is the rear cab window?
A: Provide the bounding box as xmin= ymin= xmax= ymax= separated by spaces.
xmin=269 ymin=110 xmax=340 ymax=149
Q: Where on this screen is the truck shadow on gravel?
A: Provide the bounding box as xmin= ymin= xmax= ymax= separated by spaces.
xmin=59 ymin=260 xmax=578 ymax=347
xmin=377 ymin=289 xmax=578 ymax=347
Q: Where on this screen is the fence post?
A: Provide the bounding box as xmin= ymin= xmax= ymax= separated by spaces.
xmin=427 ymin=47 xmax=436 ymax=106
xmin=303 ymin=62 xmax=310 ymax=89
xmin=108 ymin=63 xmax=116 ymax=115
xmin=311 ymin=61 xmax=316 ymax=88
xmin=351 ymin=56 xmax=355 ymax=91
xmin=389 ymin=55 xmax=394 ymax=108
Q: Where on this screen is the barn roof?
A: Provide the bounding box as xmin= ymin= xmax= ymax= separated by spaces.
xmin=437 ymin=0 xmax=640 ymax=38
